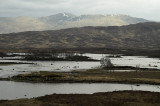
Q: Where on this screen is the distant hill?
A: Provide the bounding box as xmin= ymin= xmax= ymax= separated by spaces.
xmin=0 ymin=13 xmax=150 ymax=34
xmin=0 ymin=22 xmax=160 ymax=50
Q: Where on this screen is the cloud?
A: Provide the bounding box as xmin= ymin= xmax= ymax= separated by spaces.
xmin=0 ymin=0 xmax=160 ymax=21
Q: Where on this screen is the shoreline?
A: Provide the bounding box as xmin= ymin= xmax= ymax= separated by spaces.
xmin=1 ymin=91 xmax=160 ymax=105
xmin=1 ymin=67 xmax=160 ymax=85
xmin=0 ymin=62 xmax=34 ymax=66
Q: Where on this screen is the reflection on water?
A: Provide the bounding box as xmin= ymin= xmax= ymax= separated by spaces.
xmin=0 ymin=81 xmax=160 ymax=100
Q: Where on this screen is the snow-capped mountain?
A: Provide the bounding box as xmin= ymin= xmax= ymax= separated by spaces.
xmin=0 ymin=13 xmax=150 ymax=34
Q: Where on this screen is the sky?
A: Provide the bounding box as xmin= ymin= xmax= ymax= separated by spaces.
xmin=0 ymin=0 xmax=160 ymax=21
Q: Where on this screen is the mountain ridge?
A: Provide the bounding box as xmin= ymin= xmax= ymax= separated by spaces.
xmin=0 ymin=22 xmax=160 ymax=50
xmin=0 ymin=13 xmax=150 ymax=34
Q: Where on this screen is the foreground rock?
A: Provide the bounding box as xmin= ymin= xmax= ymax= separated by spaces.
xmin=1 ymin=91 xmax=160 ymax=106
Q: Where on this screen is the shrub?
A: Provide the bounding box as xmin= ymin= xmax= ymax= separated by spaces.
xmin=100 ymin=57 xmax=113 ymax=67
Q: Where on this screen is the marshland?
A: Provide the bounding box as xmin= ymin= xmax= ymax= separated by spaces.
xmin=0 ymin=51 xmax=160 ymax=106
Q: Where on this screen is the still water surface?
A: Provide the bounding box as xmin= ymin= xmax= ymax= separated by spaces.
xmin=1 ymin=53 xmax=160 ymax=100
xmin=0 ymin=81 xmax=160 ymax=100
xmin=0 ymin=53 xmax=160 ymax=78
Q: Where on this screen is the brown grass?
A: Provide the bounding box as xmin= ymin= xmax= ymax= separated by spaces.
xmin=10 ymin=69 xmax=160 ymax=84
xmin=1 ymin=91 xmax=160 ymax=106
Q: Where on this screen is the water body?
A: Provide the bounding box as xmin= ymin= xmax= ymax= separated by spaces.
xmin=0 ymin=53 xmax=160 ymax=78
xmin=0 ymin=53 xmax=160 ymax=101
xmin=0 ymin=61 xmax=100 ymax=78
xmin=0 ymin=81 xmax=160 ymax=100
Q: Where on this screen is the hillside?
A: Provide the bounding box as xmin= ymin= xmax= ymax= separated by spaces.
xmin=0 ymin=22 xmax=160 ymax=50
xmin=0 ymin=13 xmax=149 ymax=34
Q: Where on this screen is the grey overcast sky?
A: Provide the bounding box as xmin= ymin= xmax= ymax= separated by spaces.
xmin=0 ymin=0 xmax=160 ymax=21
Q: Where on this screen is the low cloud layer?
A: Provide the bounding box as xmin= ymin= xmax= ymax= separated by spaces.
xmin=0 ymin=0 xmax=160 ymax=21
